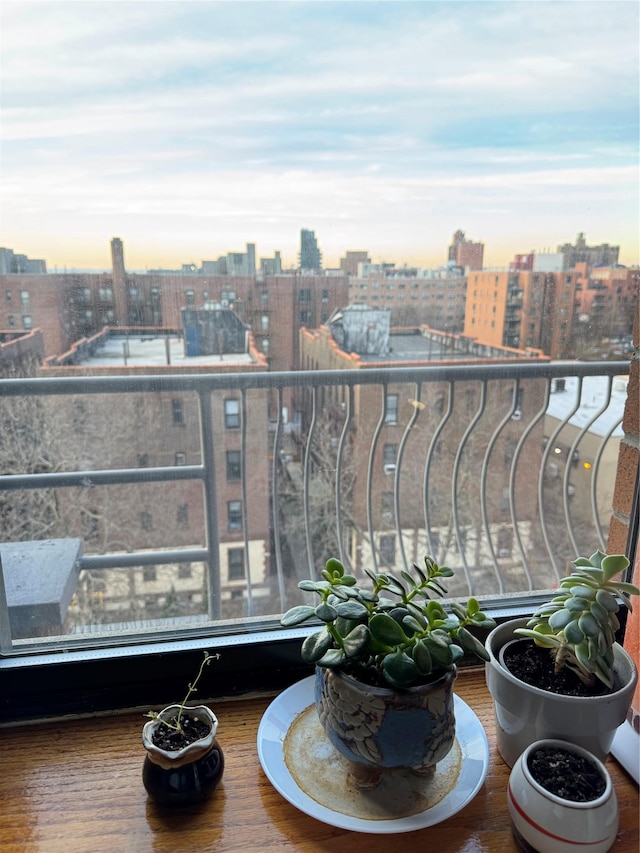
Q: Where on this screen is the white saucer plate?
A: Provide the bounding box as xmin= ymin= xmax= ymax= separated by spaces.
xmin=257 ymin=675 xmax=489 ymax=834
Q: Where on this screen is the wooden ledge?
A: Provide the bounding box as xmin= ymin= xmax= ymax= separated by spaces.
xmin=0 ymin=669 xmax=637 ymax=852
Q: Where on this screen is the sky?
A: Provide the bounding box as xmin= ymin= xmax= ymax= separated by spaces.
xmin=1 ymin=0 xmax=638 ymax=271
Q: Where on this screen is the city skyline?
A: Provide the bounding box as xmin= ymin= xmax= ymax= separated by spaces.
xmin=1 ymin=1 xmax=638 ymax=270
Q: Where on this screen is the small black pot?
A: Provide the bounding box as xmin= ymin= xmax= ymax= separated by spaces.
xmin=142 ymin=704 xmax=224 ymax=808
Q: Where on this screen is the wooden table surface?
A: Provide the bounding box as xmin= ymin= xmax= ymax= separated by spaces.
xmin=0 ymin=668 xmax=637 ymax=853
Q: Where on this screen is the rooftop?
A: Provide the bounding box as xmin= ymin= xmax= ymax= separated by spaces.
xmin=81 ymin=334 xmax=255 ymax=368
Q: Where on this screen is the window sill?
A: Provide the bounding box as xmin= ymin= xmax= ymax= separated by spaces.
xmin=0 ymin=669 xmax=637 ymax=852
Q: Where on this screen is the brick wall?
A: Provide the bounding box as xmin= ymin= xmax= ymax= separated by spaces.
xmin=607 ymin=307 xmax=639 ymax=728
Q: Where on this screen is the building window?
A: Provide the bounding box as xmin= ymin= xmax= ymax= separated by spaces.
xmin=175 ymin=452 xmax=186 ymax=466
xmin=383 ymin=443 xmax=397 ymax=474
xmin=177 ymin=504 xmax=189 ymax=528
xmin=228 ymin=548 xmax=245 ymax=580
xmin=261 ymin=338 xmax=269 ymax=355
xmin=299 ymin=310 xmax=311 ymax=324
xmin=143 ymin=566 xmax=157 ymax=582
xmin=321 ymin=311 xmax=329 ymax=323
xmin=22 ymin=315 xmax=33 ymax=330
xmin=7 ymin=315 xmax=15 ymax=328
xmin=172 ymin=398 xmax=184 ymax=425
xmin=379 ymin=534 xmax=396 ymax=566
xmin=260 ymin=291 xmax=269 ymax=308
xmin=20 ymin=290 xmax=30 ymax=310
xmin=381 ymin=492 xmax=394 ymax=519
xmin=384 ymin=394 xmax=398 ymax=424
xmin=178 ymin=563 xmax=193 ymax=579
xmin=140 ymin=511 xmax=153 ymax=531
xmin=186 ymin=290 xmax=195 ymax=306
xmin=321 ymin=289 xmax=329 ymax=303
xmin=5 ymin=290 xmax=11 ymax=301
xmin=260 ymin=314 xmax=269 ymax=332
xmin=99 ymin=287 xmax=114 ymax=302
xmin=228 ymin=500 xmax=242 ymax=531
xmin=224 ymin=398 xmax=240 ymax=429
xmin=226 ymin=450 xmax=241 ymax=481
xmin=298 ymin=289 xmax=310 ymax=303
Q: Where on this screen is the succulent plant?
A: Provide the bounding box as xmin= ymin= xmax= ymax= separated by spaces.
xmin=280 ymin=555 xmax=496 ymax=689
xmin=515 ymin=551 xmax=639 ymax=689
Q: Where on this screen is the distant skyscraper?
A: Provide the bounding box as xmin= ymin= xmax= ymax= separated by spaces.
xmin=299 ymin=229 xmax=322 ymax=271
xmin=557 ymin=233 xmax=619 ymax=271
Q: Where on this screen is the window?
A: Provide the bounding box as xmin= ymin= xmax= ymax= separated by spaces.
xmin=226 ymin=450 xmax=241 ymax=481
xmin=140 ymin=511 xmax=153 ymax=531
xmin=384 ymin=394 xmax=398 ymax=424
xmin=0 ymin=3 xmax=636 ymax=726
xmin=185 ymin=290 xmax=195 ymax=306
xmin=143 ymin=566 xmax=157 ymax=582
xmin=260 ymin=314 xmax=269 ymax=332
xmin=381 ymin=491 xmax=394 ymax=519
xmin=177 ymin=504 xmax=189 ymax=528
xmin=224 ymin=398 xmax=240 ymax=429
xmin=5 ymin=290 xmax=11 ymax=302
xmin=172 ymin=398 xmax=184 ymax=425
xmin=228 ymin=548 xmax=245 ymax=580
xmin=178 ymin=563 xmax=192 ymax=579
xmin=228 ymin=500 xmax=242 ymax=531
xmin=383 ymin=443 xmax=397 ymax=474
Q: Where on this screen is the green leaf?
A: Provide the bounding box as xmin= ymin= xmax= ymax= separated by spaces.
xmin=298 ymin=580 xmax=329 ymax=592
xmin=315 ymin=602 xmax=338 ymax=622
xmin=342 ymin=624 xmax=370 ymax=659
xmin=382 ymin=652 xmax=418 ymax=688
xmin=563 ymin=619 xmax=585 ymax=645
xmin=280 ymin=605 xmax=316 ymax=627
xmin=324 ymin=558 xmax=345 ymax=578
xmin=412 ymin=639 xmax=433 ymax=674
xmin=425 ymin=636 xmax=454 ymax=666
xmin=301 ymin=629 xmax=333 ymax=663
xmin=569 ymin=585 xmax=596 ymax=600
xmin=595 ymin=588 xmax=619 ymax=612
xmin=402 ymin=614 xmax=425 ymax=634
xmin=548 ymin=608 xmax=572 ymax=631
xmin=339 ymin=574 xmax=358 ymax=586
xmin=600 ymin=553 xmax=629 ymax=582
xmin=578 ymin=612 xmax=600 ymax=637
xmin=369 ymin=612 xmax=408 ymax=647
xmin=457 ymin=626 xmax=490 ymax=660
xmin=316 ymin=648 xmax=346 ymax=668
xmin=335 ymin=600 xmax=369 ymax=620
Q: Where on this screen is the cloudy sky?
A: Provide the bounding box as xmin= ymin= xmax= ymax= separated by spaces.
xmin=1 ymin=1 xmax=638 ymax=271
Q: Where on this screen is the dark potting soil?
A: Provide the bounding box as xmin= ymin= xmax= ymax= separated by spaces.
xmin=527 ymin=745 xmax=606 ymax=801
xmin=502 ymin=641 xmax=610 ymax=697
xmin=151 ymin=713 xmax=211 ymax=751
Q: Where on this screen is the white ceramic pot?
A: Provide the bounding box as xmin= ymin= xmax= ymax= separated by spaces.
xmin=485 ymin=618 xmax=637 ymax=767
xmin=508 ymin=739 xmax=618 ymax=853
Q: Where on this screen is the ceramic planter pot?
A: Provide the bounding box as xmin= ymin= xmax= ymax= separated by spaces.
xmin=142 ymin=704 xmax=224 ymax=807
xmin=485 ymin=618 xmax=637 ymax=767
xmin=315 ymin=664 xmax=457 ymax=788
xmin=508 ymin=739 xmax=618 ymax=853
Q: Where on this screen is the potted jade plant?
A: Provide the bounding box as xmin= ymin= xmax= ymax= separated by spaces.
xmin=508 ymin=738 xmax=619 ymax=853
xmin=280 ymin=555 xmax=496 ymax=788
xmin=142 ymin=651 xmax=224 ymax=808
xmin=485 ymin=550 xmax=639 ymax=767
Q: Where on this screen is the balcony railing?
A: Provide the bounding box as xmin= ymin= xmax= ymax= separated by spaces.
xmin=0 ymin=360 xmax=629 ymax=653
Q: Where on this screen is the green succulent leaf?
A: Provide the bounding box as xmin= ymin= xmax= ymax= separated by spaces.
xmin=342 ymin=624 xmax=370 ymax=659
xmin=595 ymin=588 xmax=619 ymax=612
xmin=600 ymin=553 xmax=629 ymax=582
xmin=457 ymin=626 xmax=490 ymax=660
xmin=316 ymin=648 xmax=346 ymax=668
xmin=578 ymin=612 xmax=600 ymax=638
xmin=369 ymin=612 xmax=408 ymax=647
xmin=280 ymin=605 xmax=316 ymax=627
xmin=382 ymin=651 xmax=419 ymax=688
xmin=298 ymin=580 xmax=329 ymax=593
xmin=548 ymin=608 xmax=572 ymax=631
xmin=301 ymin=628 xmax=333 ymax=663
xmin=315 ymin=602 xmax=338 ymax=622
xmin=324 ymin=558 xmax=345 ymax=578
xmin=563 ymin=619 xmax=586 ymax=645
xmin=335 ymin=600 xmax=370 ymax=620
xmin=412 ymin=639 xmax=433 ymax=674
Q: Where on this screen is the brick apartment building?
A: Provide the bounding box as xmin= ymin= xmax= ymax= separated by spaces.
xmin=300 ymin=306 xmax=550 ymax=594
xmin=464 ymin=269 xmax=578 ymax=359
xmin=38 ymin=315 xmax=272 ymax=624
xmin=574 ymin=265 xmax=639 ymax=342
xmin=447 ymin=229 xmax=484 ymax=271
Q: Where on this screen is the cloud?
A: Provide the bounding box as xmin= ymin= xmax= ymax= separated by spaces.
xmin=1 ymin=1 xmax=638 ymax=267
